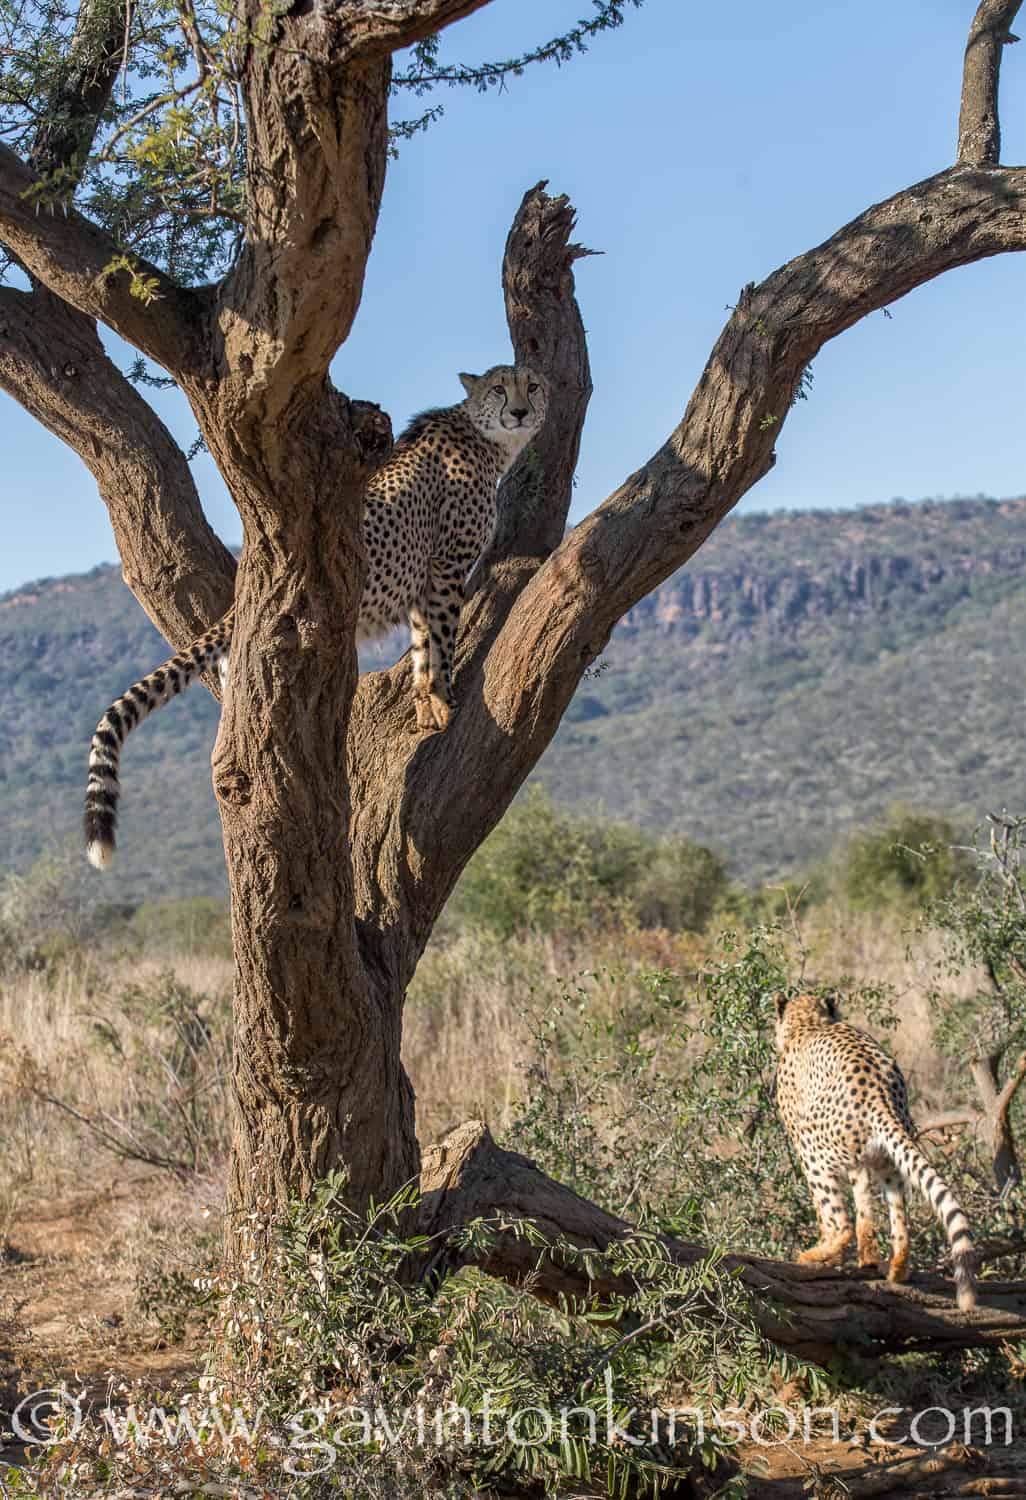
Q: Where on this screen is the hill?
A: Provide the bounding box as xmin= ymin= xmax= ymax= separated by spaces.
xmin=2 ymin=494 xmax=1025 ymax=897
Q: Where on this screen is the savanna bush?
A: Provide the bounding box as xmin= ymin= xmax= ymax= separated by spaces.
xmin=841 ymin=807 xmax=969 ymax=911
xmin=448 ymin=788 xmax=730 ymax=938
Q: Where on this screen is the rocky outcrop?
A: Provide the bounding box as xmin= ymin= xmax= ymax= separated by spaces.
xmin=618 ymin=544 xmax=1026 ymax=643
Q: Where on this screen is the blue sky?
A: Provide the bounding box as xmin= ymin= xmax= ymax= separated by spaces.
xmin=2 ymin=0 xmax=1025 ymax=595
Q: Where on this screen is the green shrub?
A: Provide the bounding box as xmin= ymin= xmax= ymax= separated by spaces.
xmin=449 ymin=789 xmax=729 ymax=937
xmin=0 ymin=845 xmax=134 ymax=972
xmin=841 ymin=808 xmax=968 ymax=910
xmin=129 ymin=895 xmax=232 ymax=956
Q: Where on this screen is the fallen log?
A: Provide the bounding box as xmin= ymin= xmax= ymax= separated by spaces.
xmin=420 ymin=1121 xmax=1026 ymax=1364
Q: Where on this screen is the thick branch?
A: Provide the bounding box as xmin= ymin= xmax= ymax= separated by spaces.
xmin=348 ymin=181 xmax=591 ymax=969
xmin=0 ymin=142 xmax=200 ymax=374
xmin=0 ymin=0 xmax=231 ymax=655
xmin=210 ymin=0 xmax=497 ymax=435
xmin=29 ymin=0 xmax=128 ymax=178
xmin=351 ymin=166 xmax=1026 ymax=981
xmin=957 ymin=0 xmax=1023 ymax=165
xmin=420 ymin=1122 xmax=1026 ymax=1365
xmin=484 ymin=180 xmax=595 ymax=565
xmin=0 ymin=284 xmax=234 ymax=646
xmin=212 ymin=52 xmax=390 ymax=435
xmin=329 ymin=0 xmax=497 ymax=61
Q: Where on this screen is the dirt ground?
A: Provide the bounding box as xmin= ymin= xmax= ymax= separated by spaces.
xmin=3 ymin=1173 xmax=1026 ymax=1497
xmin=0 ymin=1170 xmax=210 ymax=1472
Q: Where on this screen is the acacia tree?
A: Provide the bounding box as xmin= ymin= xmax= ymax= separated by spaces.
xmin=4 ymin=0 xmax=1026 ymax=1360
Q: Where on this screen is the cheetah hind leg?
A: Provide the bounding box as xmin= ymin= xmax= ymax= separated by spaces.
xmin=409 ymin=604 xmax=453 ymax=733
xmin=852 ymin=1166 xmax=883 ymax=1269
xmin=881 ymin=1171 xmax=910 ymax=1284
xmin=797 ymin=1169 xmax=854 ymax=1267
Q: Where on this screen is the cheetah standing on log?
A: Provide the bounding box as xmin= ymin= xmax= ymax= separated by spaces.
xmin=84 ymin=365 xmax=549 ymax=869
xmin=773 ymin=990 xmax=977 ymax=1311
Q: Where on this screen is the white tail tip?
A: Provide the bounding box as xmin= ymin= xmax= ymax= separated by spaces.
xmin=957 ymin=1283 xmax=977 ymax=1312
xmin=87 ymin=840 xmax=114 ymax=870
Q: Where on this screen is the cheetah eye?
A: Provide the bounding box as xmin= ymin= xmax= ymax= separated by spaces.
xmin=491 ymin=385 xmax=505 ymax=396
xmin=528 ymin=383 xmax=540 ymax=395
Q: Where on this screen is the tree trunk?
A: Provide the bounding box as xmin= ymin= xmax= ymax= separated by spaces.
xmin=209 ymin=399 xmax=417 ymax=1227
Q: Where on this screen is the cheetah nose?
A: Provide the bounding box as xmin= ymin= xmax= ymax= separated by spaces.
xmin=509 ymin=407 xmax=528 ymax=421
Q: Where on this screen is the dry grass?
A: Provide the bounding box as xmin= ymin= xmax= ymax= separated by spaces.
xmin=0 ymin=904 xmax=982 ymax=1207
xmin=0 ymin=899 xmax=995 ymax=1457
xmin=800 ymin=900 xmax=984 ymax=1104
xmin=404 ymin=926 xmax=690 ymax=1142
xmin=0 ymin=952 xmax=234 ymax=1204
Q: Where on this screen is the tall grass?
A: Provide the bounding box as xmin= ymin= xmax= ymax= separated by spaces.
xmin=0 ymin=897 xmax=985 ymax=1210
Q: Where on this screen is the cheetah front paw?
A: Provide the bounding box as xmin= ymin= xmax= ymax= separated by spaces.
xmin=415 ymin=690 xmax=454 ymax=733
xmin=887 ymin=1254 xmax=909 ymax=1284
xmin=797 ymin=1231 xmax=852 ymax=1268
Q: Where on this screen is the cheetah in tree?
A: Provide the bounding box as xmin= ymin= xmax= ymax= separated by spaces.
xmin=84 ymin=365 xmax=549 ymax=869
xmin=773 ymin=990 xmax=977 ymax=1311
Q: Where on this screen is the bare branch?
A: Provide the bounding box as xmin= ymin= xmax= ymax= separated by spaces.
xmin=996 ymin=1050 xmax=1026 ymax=1114
xmin=330 ymin=0 xmax=497 ymax=62
xmin=957 ymin=0 xmax=1023 ymax=165
xmin=420 ymin=1122 xmax=1026 ymax=1364
xmin=29 ymin=0 xmax=129 ymax=179
xmin=0 ymin=142 xmax=202 ymax=374
xmin=0 ymin=283 xmax=234 ymax=647
xmin=967 ymin=1050 xmax=1025 ymax=1191
xmin=918 ymin=1110 xmax=983 ymax=1135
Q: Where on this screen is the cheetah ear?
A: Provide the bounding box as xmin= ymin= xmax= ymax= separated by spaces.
xmin=458 ymin=372 xmax=480 ymax=396
xmin=824 ymin=991 xmax=840 ymax=1018
xmin=772 ymin=991 xmax=790 ymax=1019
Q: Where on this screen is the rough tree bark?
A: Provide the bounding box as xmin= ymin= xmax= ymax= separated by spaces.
xmin=3 ymin=0 xmax=1026 ymax=1360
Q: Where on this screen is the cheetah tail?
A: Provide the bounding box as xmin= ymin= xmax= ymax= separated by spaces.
xmin=886 ymin=1129 xmax=977 ymax=1311
xmin=84 ymin=612 xmax=233 ymax=870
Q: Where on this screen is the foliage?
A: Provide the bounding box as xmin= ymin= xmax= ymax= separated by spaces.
xmin=925 ymin=813 xmax=1026 ymax=1063
xmin=915 ymin=812 xmax=1026 ymax=1247
xmin=1 ymin=0 xmax=644 ymax=286
xmin=508 ymin=921 xmax=897 ymax=1260
xmin=841 ymin=808 xmax=969 ymax=911
xmin=135 ymin=1215 xmax=220 ymax=1342
xmin=128 ymin=894 xmax=232 ymax=955
xmin=448 ymin=787 xmax=729 ymax=937
xmin=0 ymin=845 xmax=130 ymax=972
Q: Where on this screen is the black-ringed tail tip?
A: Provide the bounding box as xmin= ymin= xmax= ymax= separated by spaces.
xmin=83 ymin=613 xmax=235 ymax=870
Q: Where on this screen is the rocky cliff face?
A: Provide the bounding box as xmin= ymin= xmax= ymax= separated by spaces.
xmin=617 ymin=497 xmax=1026 ymax=643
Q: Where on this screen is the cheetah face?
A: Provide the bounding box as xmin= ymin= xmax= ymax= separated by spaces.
xmin=459 ymin=365 xmax=549 ymax=444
